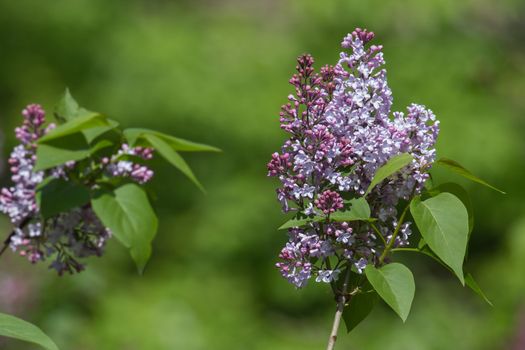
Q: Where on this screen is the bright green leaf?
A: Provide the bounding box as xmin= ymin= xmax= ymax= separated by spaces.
xmin=36 ymin=179 xmax=90 ymax=219
xmin=122 ymin=128 xmax=145 ymax=146
xmin=83 ymin=119 xmax=120 ymax=144
xmin=39 ymin=114 xmax=109 ymax=143
xmin=54 ymin=88 xmax=80 ymax=122
xmin=89 ymin=139 xmax=116 ymax=156
xmin=54 ymin=89 xmax=99 ymax=123
xmin=143 ymin=134 xmax=205 ymax=192
xmin=124 ymin=128 xmax=220 ymax=152
xmin=433 ymin=183 xmax=474 ymax=235
xmin=365 ymin=153 xmax=413 ymax=195
xmin=34 ymin=135 xmax=91 ymax=171
xmin=435 ymin=158 xmax=505 ymax=194
xmin=278 ymin=197 xmax=372 ymax=230
xmin=91 ymin=184 xmax=158 ymax=273
xmin=34 ymin=134 xmax=115 ymax=171
xmin=365 ymin=263 xmax=415 ymax=322
xmin=465 ymin=273 xmax=493 ymax=306
xmin=54 ymin=90 xmax=119 ymax=143
xmin=343 ymin=291 xmax=377 ymax=333
xmin=433 ymin=182 xmax=474 ymax=262
xmin=0 ymin=313 xmax=59 ymax=350
xmin=331 ymin=197 xmax=371 ymax=222
xmin=278 ymin=215 xmax=317 ymax=230
xmin=410 ymin=193 xmax=469 ymax=285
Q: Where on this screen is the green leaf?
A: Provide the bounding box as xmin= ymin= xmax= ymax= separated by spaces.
xmin=432 ymin=182 xmax=474 ymax=261
xmin=39 ymin=114 xmax=109 ymax=143
xmin=365 ymin=263 xmax=415 ymax=322
xmin=34 ymin=134 xmax=91 ymax=171
xmin=365 ymin=153 xmax=413 ymax=195
xmin=331 ymin=197 xmax=371 ymax=222
xmin=34 ymin=133 xmax=114 ymax=171
xmin=124 ymin=128 xmax=220 ymax=152
xmin=278 ymin=215 xmax=316 ymax=230
xmin=83 ymin=119 xmax=120 ymax=144
xmin=465 ymin=273 xmax=493 ymax=306
xmin=54 ymin=88 xmax=79 ymax=122
xmin=91 ymin=184 xmax=158 ymax=273
xmin=54 ymin=89 xmax=99 ymax=123
xmin=143 ymin=134 xmax=205 ymax=192
xmin=54 ymin=90 xmax=119 ymax=143
xmin=36 ymin=178 xmax=90 ymax=219
xmin=89 ymin=139 xmax=116 ymax=156
xmin=435 ymin=158 xmax=505 ymax=194
xmin=278 ymin=197 xmax=372 ymax=230
xmin=410 ymin=193 xmax=469 ymax=285
xmin=433 ymin=183 xmax=474 ymax=235
xmin=0 ymin=313 xmax=59 ymax=350
xmin=343 ymin=291 xmax=377 ymax=333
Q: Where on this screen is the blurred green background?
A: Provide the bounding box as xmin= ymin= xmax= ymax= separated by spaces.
xmin=0 ymin=0 xmax=524 ymax=349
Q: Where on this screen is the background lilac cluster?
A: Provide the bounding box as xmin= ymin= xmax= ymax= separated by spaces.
xmin=268 ymin=29 xmax=440 ymax=288
xmin=0 ymin=105 xmax=155 ymax=274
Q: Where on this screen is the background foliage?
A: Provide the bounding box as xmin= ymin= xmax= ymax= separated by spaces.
xmin=0 ymin=0 xmax=524 ymax=349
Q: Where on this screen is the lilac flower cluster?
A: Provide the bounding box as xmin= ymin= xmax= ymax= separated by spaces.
xmin=269 ymin=29 xmax=439 ymax=288
xmin=1 ymin=105 xmax=47 ymax=226
xmin=0 ymin=105 xmax=154 ymax=274
xmin=104 ymin=144 xmax=154 ymax=184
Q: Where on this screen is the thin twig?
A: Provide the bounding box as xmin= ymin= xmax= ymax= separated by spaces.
xmin=326 ymin=267 xmax=352 ymax=350
xmin=378 ymin=203 xmax=410 ymax=264
xmin=378 ymin=186 xmax=418 ymax=264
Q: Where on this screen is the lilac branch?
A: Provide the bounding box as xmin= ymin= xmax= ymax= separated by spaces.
xmin=326 ymin=267 xmax=352 ymax=350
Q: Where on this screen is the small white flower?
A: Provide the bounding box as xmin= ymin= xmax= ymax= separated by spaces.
xmin=355 ymin=258 xmax=368 ymax=274
xmin=316 ymin=269 xmax=341 ymax=283
xmin=303 ymin=203 xmax=316 ymax=216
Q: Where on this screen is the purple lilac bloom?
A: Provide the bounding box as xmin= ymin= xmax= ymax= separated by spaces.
xmin=0 ymin=105 xmax=154 ymax=275
xmin=104 ymin=144 xmax=154 ymax=184
xmin=269 ymin=28 xmax=439 ymax=288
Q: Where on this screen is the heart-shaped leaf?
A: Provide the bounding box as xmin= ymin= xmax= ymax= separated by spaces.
xmin=343 ymin=291 xmax=377 ymax=333
xmin=91 ymin=183 xmax=158 ymax=273
xmin=410 ymin=193 xmax=469 ymax=285
xmin=365 ymin=263 xmax=415 ymax=322
xmin=432 ymin=183 xmax=474 ymax=234
xmin=36 ymin=178 xmax=90 ymax=219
